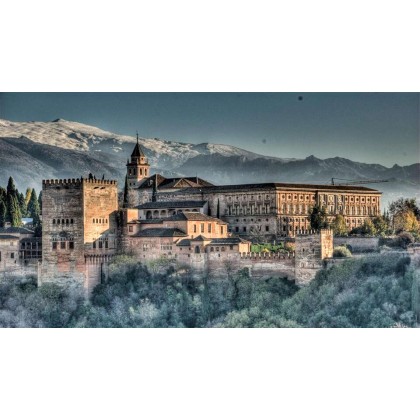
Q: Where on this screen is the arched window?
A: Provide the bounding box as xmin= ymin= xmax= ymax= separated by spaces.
xmin=194 ymin=246 xmax=200 ymax=254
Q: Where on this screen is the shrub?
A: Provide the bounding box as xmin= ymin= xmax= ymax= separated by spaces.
xmin=333 ymin=246 xmax=352 ymax=258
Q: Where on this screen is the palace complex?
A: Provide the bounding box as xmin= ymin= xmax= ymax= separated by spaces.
xmin=0 ymin=139 xmax=383 ymax=294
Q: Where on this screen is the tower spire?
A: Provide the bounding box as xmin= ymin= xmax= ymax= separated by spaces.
xmin=136 ymin=131 xmax=139 ymax=144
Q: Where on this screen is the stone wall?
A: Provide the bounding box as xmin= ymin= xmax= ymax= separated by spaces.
xmin=334 ymin=236 xmax=380 ymax=253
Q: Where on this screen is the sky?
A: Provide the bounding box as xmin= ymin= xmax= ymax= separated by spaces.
xmin=0 ymin=92 xmax=418 ymax=167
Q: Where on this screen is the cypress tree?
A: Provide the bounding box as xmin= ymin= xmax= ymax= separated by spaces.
xmin=38 ymin=190 xmax=43 ymax=213
xmin=123 ymin=175 xmax=129 ymax=208
xmin=0 ymin=199 xmax=6 ymax=227
xmin=28 ymin=189 xmax=41 ymax=225
xmin=6 ymin=176 xmax=17 ymax=197
xmin=0 ymin=186 xmax=6 ymax=203
xmin=18 ymin=192 xmax=27 ymax=217
xmin=9 ymin=195 xmax=22 ymax=227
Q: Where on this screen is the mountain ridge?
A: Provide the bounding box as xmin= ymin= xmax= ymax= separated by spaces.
xmin=0 ymin=118 xmax=418 ymax=206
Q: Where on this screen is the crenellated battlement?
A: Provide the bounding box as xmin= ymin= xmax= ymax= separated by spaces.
xmin=85 ymin=254 xmax=114 ymax=264
xmin=240 ymin=251 xmax=295 ymax=260
xmin=42 ymin=178 xmax=117 ymax=187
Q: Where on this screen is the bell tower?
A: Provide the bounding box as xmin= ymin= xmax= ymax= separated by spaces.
xmin=126 ymin=132 xmax=150 ymax=188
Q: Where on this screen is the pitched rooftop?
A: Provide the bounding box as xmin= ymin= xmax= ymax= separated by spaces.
xmin=133 ymin=228 xmax=187 ymax=238
xmin=166 ymin=182 xmax=381 ymax=193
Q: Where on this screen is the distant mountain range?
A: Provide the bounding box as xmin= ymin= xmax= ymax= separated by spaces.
xmin=0 ymin=118 xmax=418 ymax=206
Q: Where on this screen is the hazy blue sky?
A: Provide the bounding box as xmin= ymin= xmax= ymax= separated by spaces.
xmin=0 ymin=93 xmax=418 ymax=166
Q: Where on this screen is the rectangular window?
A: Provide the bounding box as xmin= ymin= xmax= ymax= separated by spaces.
xmin=93 ymin=241 xmax=96 ymax=249
xmin=60 ymin=241 xmax=66 ymax=250
xmin=208 ymin=224 xmax=211 ymax=233
xmin=105 ymin=240 xmax=108 ymax=249
xmin=129 ymin=225 xmax=133 ymax=232
xmin=235 ymin=227 xmax=239 ymax=232
xmin=221 ymin=226 xmax=224 ymax=234
xmin=99 ymin=241 xmax=103 ymax=249
xmin=10 ymin=252 xmax=14 ymax=259
xmin=193 ymin=225 xmax=197 ymax=233
xmin=52 ymin=242 xmax=57 ymax=250
xmin=201 ymin=223 xmax=204 ymax=233
xmin=266 ymin=226 xmax=269 ymax=232
xmin=69 ymin=241 xmax=74 ymax=250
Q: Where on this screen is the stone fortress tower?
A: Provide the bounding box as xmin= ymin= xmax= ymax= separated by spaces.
xmin=39 ymin=177 xmax=118 ymax=295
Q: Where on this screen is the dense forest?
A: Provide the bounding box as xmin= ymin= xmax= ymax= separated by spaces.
xmin=0 ymin=176 xmax=42 ymax=234
xmin=0 ymin=253 xmax=418 ymax=328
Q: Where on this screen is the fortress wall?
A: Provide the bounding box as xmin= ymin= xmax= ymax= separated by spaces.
xmin=334 ymin=236 xmax=380 ymax=253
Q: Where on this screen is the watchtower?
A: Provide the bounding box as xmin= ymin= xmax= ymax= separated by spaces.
xmin=294 ymin=229 xmax=334 ymax=285
xmin=39 ymin=177 xmax=118 ymax=295
xmin=126 ymin=133 xmax=150 ymax=188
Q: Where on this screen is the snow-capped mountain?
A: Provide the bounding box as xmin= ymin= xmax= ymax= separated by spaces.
xmin=0 ymin=118 xmax=418 ymax=206
xmin=0 ymin=118 xmax=288 ymax=169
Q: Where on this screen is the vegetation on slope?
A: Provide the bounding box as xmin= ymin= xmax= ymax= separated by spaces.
xmin=0 ymin=253 xmax=417 ymax=328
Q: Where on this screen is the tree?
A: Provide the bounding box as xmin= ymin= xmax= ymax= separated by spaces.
xmin=123 ymin=175 xmax=129 ymax=208
xmin=308 ymin=204 xmax=329 ymax=231
xmin=350 ymin=218 xmax=377 ymax=236
xmin=25 ymin=188 xmax=32 ymax=206
xmin=0 ymin=199 xmax=6 ymax=227
xmin=6 ymin=176 xmax=17 ymax=198
xmin=331 ymin=214 xmax=348 ymax=236
xmin=27 ymin=189 xmax=41 ymax=226
xmin=393 ymin=209 xmax=419 ymax=234
xmin=18 ymin=192 xmax=27 ymax=217
xmin=0 ymin=186 xmax=6 ymax=203
xmin=6 ymin=176 xmax=20 ymax=225
xmin=38 ymin=190 xmax=43 ymax=213
xmin=372 ymin=215 xmax=390 ymax=237
xmin=388 ymin=198 xmax=420 ymax=234
xmin=8 ymin=195 xmax=22 ymax=226
xmin=389 ymin=198 xmax=420 ymax=219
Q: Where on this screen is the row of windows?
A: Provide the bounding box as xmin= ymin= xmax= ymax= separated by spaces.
xmin=93 ymin=239 xmax=109 ymax=249
xmin=21 ymin=242 xmax=40 ymax=250
xmin=234 ymin=226 xmax=270 ymax=233
xmin=52 ymin=240 xmax=74 ymax=250
xmin=227 ymin=205 xmax=271 ymax=216
xmin=228 ymin=194 xmax=271 ymax=201
xmin=281 ymin=194 xmax=315 ymax=201
xmin=52 ymin=218 xmax=74 ymax=225
xmin=128 ymin=168 xmax=148 ymax=177
xmin=93 ymin=218 xmax=108 ymax=224
xmin=192 ymin=224 xmax=224 ymax=234
xmin=209 ymin=246 xmax=232 ymax=252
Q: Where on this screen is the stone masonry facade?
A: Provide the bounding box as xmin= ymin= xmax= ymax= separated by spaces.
xmin=1 ymin=140 xmax=381 ymax=292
